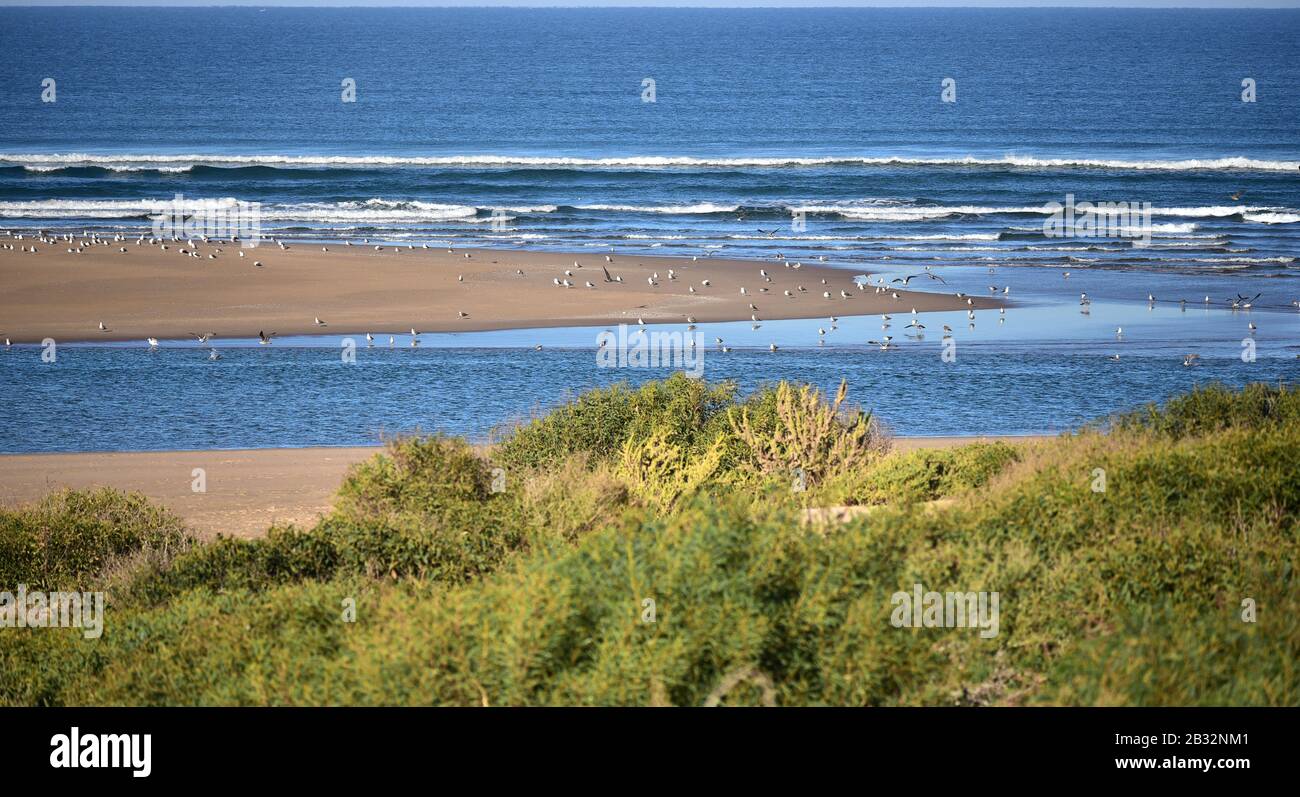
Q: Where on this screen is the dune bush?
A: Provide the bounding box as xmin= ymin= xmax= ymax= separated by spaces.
xmin=2 ymin=380 xmax=1295 ymax=707
xmin=729 ymin=379 xmax=888 ymax=489
xmin=0 ymin=488 xmax=189 ymax=592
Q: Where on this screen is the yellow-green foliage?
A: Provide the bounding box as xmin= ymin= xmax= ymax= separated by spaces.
xmin=616 ymin=430 xmax=728 ymax=511
xmin=817 ymin=442 xmax=1021 ymax=506
xmin=0 ymin=488 xmax=189 ymax=592
xmin=1110 ymin=381 xmax=1300 ymax=438
xmin=513 ymin=455 xmax=631 ymax=549
xmin=729 ymin=379 xmax=887 ymax=488
xmin=122 ymin=434 xmax=626 ymax=606
xmin=495 ymin=373 xmax=740 ymax=471
xmin=2 ymin=380 xmax=1297 ymax=707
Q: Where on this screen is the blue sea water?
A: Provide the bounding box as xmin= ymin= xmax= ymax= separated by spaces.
xmin=0 ymin=7 xmax=1297 ymax=451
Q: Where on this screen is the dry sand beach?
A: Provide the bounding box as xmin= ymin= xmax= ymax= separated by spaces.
xmin=0 ymin=437 xmax=1044 ymax=539
xmin=0 ymin=233 xmax=998 ymax=343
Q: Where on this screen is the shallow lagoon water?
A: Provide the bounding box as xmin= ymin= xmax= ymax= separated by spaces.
xmin=3 ymin=296 xmax=1296 ymax=452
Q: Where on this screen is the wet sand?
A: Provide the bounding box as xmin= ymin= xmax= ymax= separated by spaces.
xmin=0 ymin=234 xmax=998 ymax=343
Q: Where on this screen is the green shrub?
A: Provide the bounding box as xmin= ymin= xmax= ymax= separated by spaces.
xmin=4 ymin=382 xmax=1298 ymax=707
xmin=0 ymin=488 xmax=189 ymax=591
xmin=123 ymin=524 xmax=339 ymax=605
xmin=123 ymin=434 xmax=630 ymax=606
xmin=1038 ymin=581 xmax=1300 ymax=706
xmin=1110 ymin=381 xmax=1299 ymax=438
xmin=818 ymin=442 xmax=1021 ymax=506
xmin=729 ymin=379 xmax=888 ymax=490
xmin=322 ymin=434 xmax=527 ymax=582
xmin=495 ymin=373 xmax=739 ymax=471
xmin=333 ymin=434 xmax=496 ymax=519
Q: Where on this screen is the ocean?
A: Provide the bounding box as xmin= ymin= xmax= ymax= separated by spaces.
xmin=0 ymin=7 xmax=1297 ymax=451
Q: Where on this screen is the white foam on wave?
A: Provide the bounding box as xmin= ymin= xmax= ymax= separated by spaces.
xmin=802 ymin=203 xmax=1295 ymax=222
xmin=879 ymin=233 xmax=1000 ymax=241
xmin=574 ymin=203 xmax=740 ymax=214
xmin=1189 ymin=256 xmax=1297 ymax=264
xmin=891 ymin=246 xmax=1007 ymax=252
xmin=0 ymin=198 xmax=479 ymax=223
xmin=4 ymin=152 xmax=1298 ymax=172
xmin=0 ymin=197 xmax=247 ymax=218
xmin=1244 ymin=212 xmax=1300 ymax=224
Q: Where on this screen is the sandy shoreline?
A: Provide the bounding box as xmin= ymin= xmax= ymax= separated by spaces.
xmin=0 ymin=437 xmax=1045 ymax=539
xmin=0 ymin=234 xmax=999 ymax=344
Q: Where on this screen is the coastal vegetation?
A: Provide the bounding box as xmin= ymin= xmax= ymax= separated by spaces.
xmin=1 ymin=378 xmax=1296 ymax=706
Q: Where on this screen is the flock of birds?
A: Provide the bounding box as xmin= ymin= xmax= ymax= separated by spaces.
xmin=0 ymin=229 xmax=1292 ymax=362
xmin=0 ymin=230 xmax=497 ymax=353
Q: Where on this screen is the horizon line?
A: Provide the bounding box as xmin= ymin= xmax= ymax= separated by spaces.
xmin=5 ymin=3 xmax=1300 ymax=9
